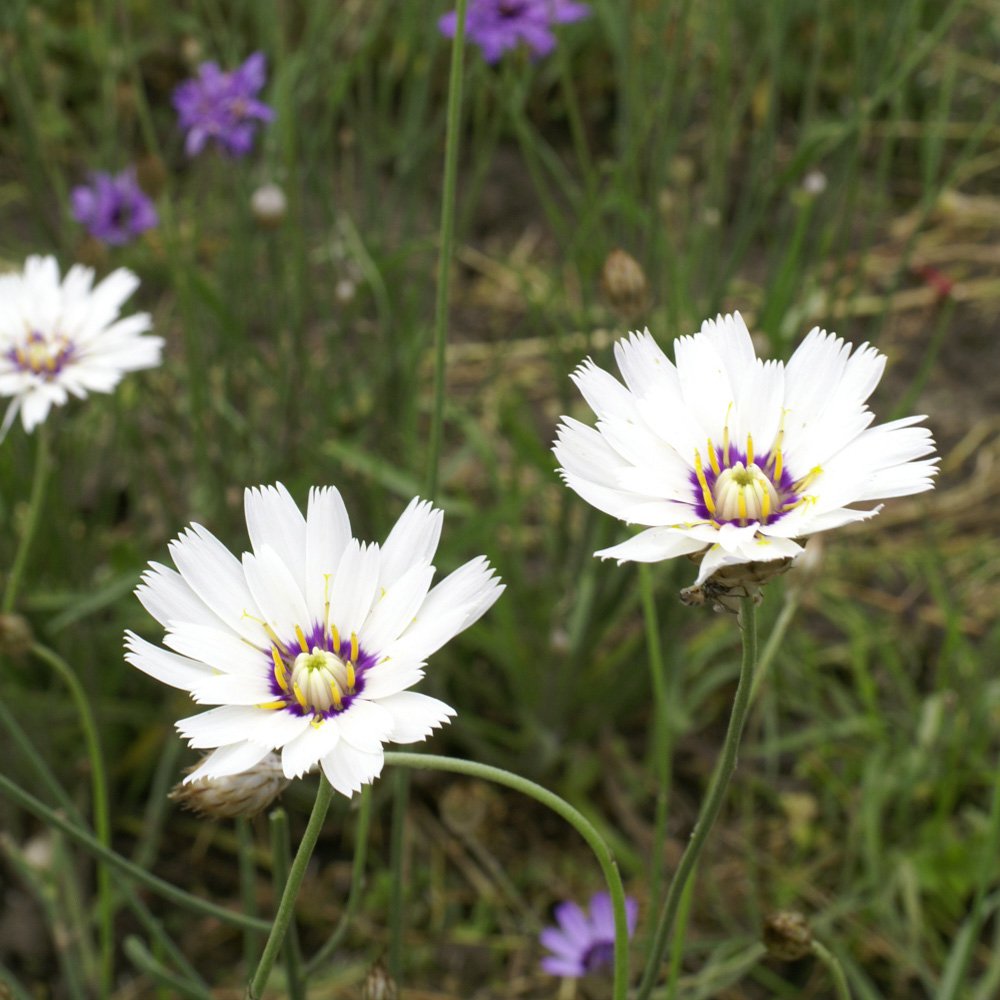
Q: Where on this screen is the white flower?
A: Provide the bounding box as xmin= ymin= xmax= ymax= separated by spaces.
xmin=553 ymin=313 xmax=938 ymax=586
xmin=0 ymin=255 xmax=162 ymax=434
xmin=125 ymin=485 xmax=504 ymax=797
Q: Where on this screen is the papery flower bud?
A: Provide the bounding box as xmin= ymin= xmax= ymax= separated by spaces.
xmin=250 ymin=183 xmax=287 ymax=229
xmin=600 ymin=248 xmax=649 ymax=322
xmin=763 ymin=911 xmax=813 ymax=961
xmin=169 ymin=752 xmax=290 ymax=819
xmin=680 ymin=558 xmax=794 ymax=614
xmin=362 ymin=961 xmax=398 ymax=1000
xmin=0 ymin=613 xmax=34 ymax=658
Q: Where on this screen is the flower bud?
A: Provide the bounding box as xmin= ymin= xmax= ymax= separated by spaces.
xmin=680 ymin=557 xmax=793 ymax=614
xmin=763 ymin=911 xmax=813 ymax=961
xmin=600 ymin=248 xmax=649 ymax=322
xmin=362 ymin=961 xmax=398 ymax=1000
xmin=0 ymin=613 xmax=33 ymax=658
xmin=250 ymin=183 xmax=287 ymax=229
xmin=169 ymin=753 xmax=289 ymax=819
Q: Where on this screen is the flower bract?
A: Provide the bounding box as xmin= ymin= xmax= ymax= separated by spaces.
xmin=0 ymin=256 xmax=162 ymax=434
xmin=172 ymin=51 xmax=274 ymax=157
xmin=439 ymin=0 xmax=590 ymax=64
xmin=540 ymin=892 xmax=638 ymax=977
xmin=554 ymin=313 xmax=938 ymax=586
xmin=71 ymin=168 xmax=158 ymax=245
xmin=126 ymin=485 xmax=504 ymax=797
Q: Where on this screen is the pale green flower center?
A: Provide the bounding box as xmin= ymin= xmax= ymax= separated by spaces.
xmin=290 ymin=647 xmax=352 ymax=713
xmin=712 ymin=461 xmax=780 ymax=523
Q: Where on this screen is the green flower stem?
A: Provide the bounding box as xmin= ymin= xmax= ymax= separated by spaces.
xmin=424 ymin=0 xmax=467 ymax=501
xmin=636 ymin=597 xmax=759 ymax=1000
xmin=638 ymin=566 xmax=672 ymax=907
xmin=0 ymin=704 xmax=206 ymax=987
xmin=811 ymin=939 xmax=852 ymax=1000
xmin=3 ymin=422 xmax=51 ymax=614
xmin=304 ymin=784 xmax=373 ymax=976
xmin=123 ymin=937 xmax=211 ymax=1000
xmin=0 ymin=772 xmax=271 ymax=932
xmin=31 ymin=642 xmax=113 ymax=995
xmin=269 ymin=809 xmax=305 ymax=1000
xmin=385 ymin=752 xmax=630 ymax=1000
xmin=247 ymin=776 xmax=334 ymax=999
xmin=237 ymin=818 xmax=260 ymax=973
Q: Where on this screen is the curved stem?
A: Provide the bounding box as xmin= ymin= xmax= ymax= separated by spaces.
xmin=636 ymin=597 xmax=758 ymax=999
xmin=811 ymin=939 xmax=852 ymax=1000
xmin=3 ymin=422 xmax=51 ymax=613
xmin=304 ymin=784 xmax=373 ymax=976
xmin=385 ymin=752 xmax=630 ymax=1000
xmin=31 ymin=642 xmax=113 ymax=995
xmin=247 ymin=776 xmax=334 ymax=999
xmin=0 ymin=772 xmax=271 ymax=932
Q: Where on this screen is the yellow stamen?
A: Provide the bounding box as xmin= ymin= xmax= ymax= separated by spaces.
xmin=761 ymin=490 xmax=772 ymax=520
xmin=329 ymin=681 xmax=343 ymax=709
xmin=310 ymin=716 xmax=325 ymax=729
xmin=295 ymin=624 xmax=309 ymax=653
xmin=774 ymin=447 xmax=783 ymax=481
xmin=793 ymin=465 xmax=823 ymax=492
xmin=694 ymin=450 xmax=716 ymax=515
xmin=350 ymin=632 xmax=359 ymax=664
xmin=322 ymin=574 xmax=332 ymax=630
xmin=737 ymin=491 xmax=747 ymax=523
xmin=722 ymin=424 xmax=731 ymax=465
xmin=746 ymin=434 xmax=754 ymax=466
xmin=346 ymin=661 xmax=356 ymax=690
xmin=256 ymin=700 xmax=287 ymax=711
xmin=271 ymin=647 xmax=289 ymax=691
xmin=243 ymin=611 xmax=288 ymax=653
xmin=330 ymin=623 xmax=341 ymax=653
xmin=293 ymin=682 xmax=308 ymax=709
xmin=707 ymin=439 xmax=720 ymax=476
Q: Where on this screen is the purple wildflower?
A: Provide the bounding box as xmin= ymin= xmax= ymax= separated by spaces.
xmin=439 ymin=0 xmax=590 ymax=64
xmin=540 ymin=892 xmax=638 ymax=978
xmin=70 ymin=169 xmax=158 ymax=246
xmin=172 ymin=52 xmax=274 ymax=158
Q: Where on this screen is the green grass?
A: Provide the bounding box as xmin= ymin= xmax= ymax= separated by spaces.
xmin=0 ymin=0 xmax=999 ymax=996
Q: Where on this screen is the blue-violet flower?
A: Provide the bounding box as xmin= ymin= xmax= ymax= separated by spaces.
xmin=71 ymin=169 xmax=158 ymax=246
xmin=540 ymin=892 xmax=638 ymax=978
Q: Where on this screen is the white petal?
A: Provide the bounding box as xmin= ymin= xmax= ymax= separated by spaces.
xmin=337 ymin=699 xmax=395 ymax=753
xmin=329 ymin=540 xmax=381 ymax=639
xmin=177 ymin=706 xmax=268 ymax=749
xmin=244 ymin=484 xmax=307 ymax=594
xmin=135 ymin=562 xmax=225 ymax=630
xmin=360 ymin=659 xmax=426 ymax=699
xmin=320 ymin=742 xmax=384 ymax=797
xmin=190 ymin=673 xmax=278 ymax=706
xmin=379 ymin=498 xmax=443 ymax=591
xmin=184 ymin=742 xmax=273 ymax=783
xmin=164 ymin=623 xmax=267 ymax=677
xmin=168 ymin=525 xmax=267 ymax=645
xmin=281 ymin=721 xmax=341 ymax=779
xmin=379 ymin=691 xmax=455 ymax=743
xmin=595 ymin=527 xmax=706 ymax=564
xmin=124 ymin=631 xmax=212 ymax=691
xmin=242 ymin=545 xmax=312 ymax=638
xmin=305 ymin=486 xmax=352 ymax=614
xmin=360 ymin=562 xmax=435 ymax=652
xmin=612 ymin=329 xmax=678 ymax=399
xmin=693 ymin=534 xmax=802 ymax=586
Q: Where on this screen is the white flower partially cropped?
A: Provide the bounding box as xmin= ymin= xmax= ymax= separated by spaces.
xmin=0 ymin=255 xmax=162 ymax=434
xmin=554 ymin=313 xmax=938 ymax=586
xmin=125 ymin=485 xmax=503 ymax=797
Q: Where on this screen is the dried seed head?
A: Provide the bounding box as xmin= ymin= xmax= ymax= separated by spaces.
xmin=250 ymin=183 xmax=288 ymax=229
xmin=0 ymin=613 xmax=34 ymax=658
xmin=763 ymin=911 xmax=813 ymax=961
xmin=169 ymin=753 xmax=289 ymax=819
xmin=600 ymin=248 xmax=649 ymax=322
xmin=362 ymin=960 xmax=398 ymax=1000
xmin=680 ymin=558 xmax=793 ymax=614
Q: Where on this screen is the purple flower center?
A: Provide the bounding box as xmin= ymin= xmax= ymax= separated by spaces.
xmin=582 ymin=939 xmax=614 ymax=973
xmin=689 ymin=426 xmax=817 ymax=528
xmin=263 ymin=621 xmax=374 ymax=721
xmin=498 ymin=0 xmax=528 ymax=16
xmin=8 ymin=330 xmax=75 ymax=380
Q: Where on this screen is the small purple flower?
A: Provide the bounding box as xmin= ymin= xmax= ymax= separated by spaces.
xmin=540 ymin=892 xmax=638 ymax=978
xmin=70 ymin=169 xmax=158 ymax=246
xmin=439 ymin=0 xmax=590 ymax=64
xmin=172 ymin=52 xmax=274 ymax=158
